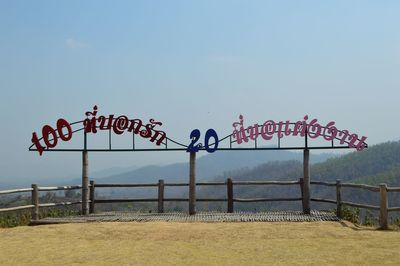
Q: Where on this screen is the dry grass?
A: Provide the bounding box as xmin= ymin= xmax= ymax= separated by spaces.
xmin=0 ymin=221 xmax=399 ymax=265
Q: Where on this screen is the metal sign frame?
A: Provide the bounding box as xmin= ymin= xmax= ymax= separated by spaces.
xmin=29 ymin=120 xmax=368 ymax=153
xmin=28 ymin=106 xmax=368 ymax=216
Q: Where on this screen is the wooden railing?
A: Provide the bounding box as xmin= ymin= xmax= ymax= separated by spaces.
xmin=90 ymin=179 xmax=303 ymax=214
xmin=1 ymin=179 xmax=400 ymax=229
xmin=0 ymin=184 xmax=84 ymax=220
xmin=311 ymin=180 xmax=400 ymax=229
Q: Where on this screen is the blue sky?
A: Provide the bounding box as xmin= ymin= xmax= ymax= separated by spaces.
xmin=0 ymin=1 xmax=399 ymax=182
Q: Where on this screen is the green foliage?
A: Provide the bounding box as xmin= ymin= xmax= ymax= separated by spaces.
xmin=391 ymin=217 xmax=400 ymax=230
xmin=311 ymin=141 xmax=400 ymax=184
xmin=43 ymin=207 xmax=80 ymax=218
xmin=363 ymin=210 xmax=377 ymax=227
xmin=0 ymin=207 xmax=80 ymax=228
xmin=0 ymin=211 xmax=32 ymax=228
xmin=341 ymin=206 xmax=360 ymax=224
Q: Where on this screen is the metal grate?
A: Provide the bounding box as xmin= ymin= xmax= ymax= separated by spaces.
xmin=32 ymin=210 xmax=339 ymax=225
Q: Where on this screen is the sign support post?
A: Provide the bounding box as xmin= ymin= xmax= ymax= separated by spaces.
xmin=82 ymin=151 xmax=89 ymax=215
xmin=302 ymin=149 xmax=311 ymax=214
xmin=189 ymin=152 xmax=196 ymax=215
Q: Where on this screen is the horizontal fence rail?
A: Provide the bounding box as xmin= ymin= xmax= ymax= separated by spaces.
xmin=38 ymin=185 xmax=82 ymax=191
xmin=1 ymin=179 xmax=400 ymax=230
xmin=311 ymin=181 xmax=336 ymax=186
xmin=0 ymin=205 xmax=35 ymax=212
xmin=39 ymin=201 xmax=83 ymax=207
xmin=234 ymin=197 xmax=302 ymax=202
xmin=95 ymin=183 xmax=158 ymax=188
xmin=340 ymin=183 xmax=380 ymax=192
xmin=0 ymin=188 xmax=33 ymax=195
xmin=310 ymin=198 xmax=337 ymax=204
xmin=387 ymin=187 xmax=400 ymax=192
xmin=340 ymin=201 xmax=381 ymax=210
xmin=234 ymin=181 xmax=300 ymax=185
xmin=0 ymin=184 xmax=86 ymax=219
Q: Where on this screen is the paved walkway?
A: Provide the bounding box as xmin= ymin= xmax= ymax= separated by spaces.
xmin=31 ymin=210 xmax=339 ymax=225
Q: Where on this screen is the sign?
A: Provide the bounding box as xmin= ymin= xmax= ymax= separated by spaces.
xmin=232 ymin=115 xmax=367 ymax=151
xmin=30 ymin=106 xmax=368 ymax=155
xmin=83 ymin=106 xmax=166 ymax=145
xmin=31 ymin=105 xmax=166 ymax=155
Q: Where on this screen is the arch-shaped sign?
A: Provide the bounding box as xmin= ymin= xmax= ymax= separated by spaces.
xmin=29 ymin=106 xmax=368 ymax=155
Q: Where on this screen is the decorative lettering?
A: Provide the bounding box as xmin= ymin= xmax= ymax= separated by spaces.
xmin=232 ymin=115 xmax=367 ymax=151
xmin=31 ymin=118 xmax=74 ymax=156
xmin=187 ymin=129 xmax=219 ymax=153
xmin=261 ymin=120 xmax=276 ymax=140
xmin=232 ymin=115 xmax=248 ymax=144
xmin=31 ymin=106 xmax=168 ymax=155
xmin=83 ymin=106 xmax=167 ymax=147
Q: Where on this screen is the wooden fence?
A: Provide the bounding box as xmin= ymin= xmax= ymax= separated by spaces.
xmin=310 ymin=180 xmax=400 ymax=229
xmin=90 ymin=179 xmax=303 ymax=214
xmin=1 ymin=179 xmax=400 ymax=229
xmin=0 ymin=185 xmax=84 ymax=220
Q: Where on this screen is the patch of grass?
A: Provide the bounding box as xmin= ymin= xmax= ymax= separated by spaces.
xmin=341 ymin=206 xmax=360 ymax=224
xmin=363 ymin=210 xmax=378 ymax=227
xmin=0 ymin=221 xmax=399 ymax=265
xmin=0 ymin=207 xmax=80 ymax=228
xmin=392 ymin=216 xmax=400 ymax=230
xmin=0 ymin=211 xmax=32 ymax=228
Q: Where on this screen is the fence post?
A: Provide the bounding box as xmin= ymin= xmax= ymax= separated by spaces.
xmin=31 ymin=184 xmax=39 ymax=220
xmin=379 ymin=183 xmax=388 ymax=229
xmin=89 ymin=180 xmax=95 ymax=214
xmin=336 ymin=180 xmax=342 ymax=219
xmin=189 ymin=152 xmax=196 ymax=215
xmin=299 ymin=178 xmax=304 ymax=200
xmin=302 ymin=149 xmax=311 ymax=214
xmin=82 ymin=151 xmax=89 ymax=215
xmin=227 ymin=178 xmax=233 ymax=213
xmin=158 ymin=179 xmax=164 ymax=213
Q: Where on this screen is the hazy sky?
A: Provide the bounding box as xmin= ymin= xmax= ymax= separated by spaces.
xmin=1 ymin=1 xmax=399 ymax=182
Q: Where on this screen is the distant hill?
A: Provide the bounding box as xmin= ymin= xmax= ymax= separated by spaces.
xmin=75 ymin=149 xmax=332 ymax=199
xmin=312 ymin=141 xmax=400 ymax=185
xmin=95 ymin=149 xmax=333 ymax=184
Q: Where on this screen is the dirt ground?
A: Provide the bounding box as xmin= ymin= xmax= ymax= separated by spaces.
xmin=0 ymin=221 xmax=399 ymax=265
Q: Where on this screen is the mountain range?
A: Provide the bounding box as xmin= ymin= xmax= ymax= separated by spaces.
xmin=90 ymin=149 xmax=334 ymax=184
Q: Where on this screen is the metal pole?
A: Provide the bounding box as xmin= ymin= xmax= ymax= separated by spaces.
xmin=82 ymin=151 xmax=89 ymax=215
xmin=302 ymin=149 xmax=310 ymax=214
xmin=189 ymin=152 xmax=196 ymax=215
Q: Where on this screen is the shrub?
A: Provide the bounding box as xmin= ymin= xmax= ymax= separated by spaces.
xmin=363 ymin=210 xmax=377 ymax=226
xmin=341 ymin=206 xmax=360 ymax=224
xmin=0 ymin=211 xmax=32 ymax=228
xmin=0 ymin=207 xmax=80 ymax=228
xmin=391 ymin=216 xmax=400 ymax=230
